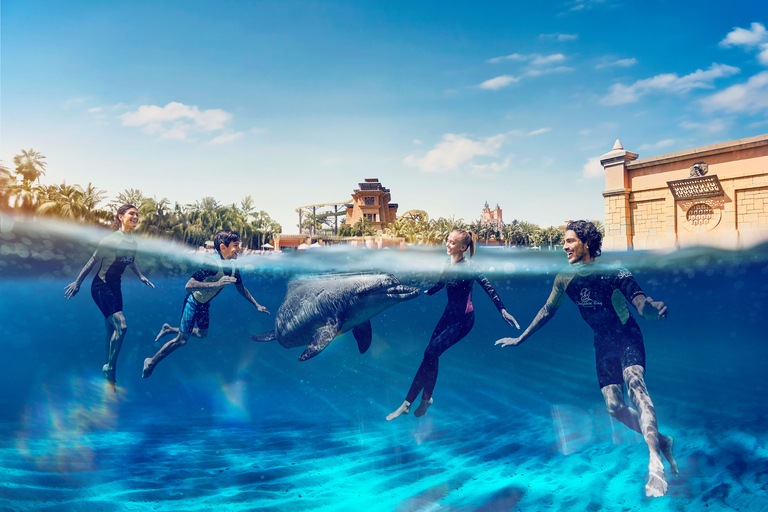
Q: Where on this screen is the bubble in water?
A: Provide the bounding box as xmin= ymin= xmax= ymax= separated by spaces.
xmin=504 ymin=263 xmax=516 ymax=274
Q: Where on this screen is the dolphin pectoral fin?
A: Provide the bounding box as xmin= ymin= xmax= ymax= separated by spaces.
xmin=249 ymin=331 xmax=277 ymax=342
xmin=352 ymin=320 xmax=372 ymax=354
xmin=299 ymin=325 xmax=339 ymax=361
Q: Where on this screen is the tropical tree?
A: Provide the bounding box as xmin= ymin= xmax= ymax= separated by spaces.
xmin=0 ymin=162 xmax=13 ymax=209
xmin=36 ymin=182 xmax=86 ymax=219
xmin=110 ymin=189 xmax=147 ymax=212
xmin=13 ymin=149 xmax=47 ymax=184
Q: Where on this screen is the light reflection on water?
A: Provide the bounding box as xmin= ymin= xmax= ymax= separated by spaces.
xmin=1 ymin=214 xmax=767 ymax=510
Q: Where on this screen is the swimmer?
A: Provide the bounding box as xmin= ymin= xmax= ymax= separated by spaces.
xmin=142 ymin=229 xmax=269 ymax=378
xmin=387 ymin=229 xmax=519 ymax=421
xmin=64 ymin=204 xmax=155 ymax=391
xmin=495 ymin=220 xmax=678 ymax=498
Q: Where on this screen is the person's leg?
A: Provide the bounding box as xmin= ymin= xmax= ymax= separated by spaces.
xmin=104 ymin=311 xmax=128 ymax=387
xmin=143 ymin=331 xmax=192 ymax=378
xmin=602 ymin=366 xmax=671 ymax=498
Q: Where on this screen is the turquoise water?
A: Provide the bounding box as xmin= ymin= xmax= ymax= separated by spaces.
xmin=1 ymin=216 xmax=767 ymax=511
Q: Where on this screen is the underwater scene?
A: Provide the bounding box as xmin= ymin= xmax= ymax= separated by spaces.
xmin=1 ymin=215 xmax=767 ymax=512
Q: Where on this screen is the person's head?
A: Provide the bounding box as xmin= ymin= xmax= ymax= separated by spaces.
xmin=112 ymin=204 xmax=138 ymax=232
xmin=564 ymin=220 xmax=602 ymax=264
xmin=214 ymin=229 xmax=242 ymax=259
xmin=447 ymin=229 xmax=475 ymax=258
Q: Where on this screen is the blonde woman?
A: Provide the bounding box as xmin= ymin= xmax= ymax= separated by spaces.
xmin=387 ymin=229 xmax=518 ymax=420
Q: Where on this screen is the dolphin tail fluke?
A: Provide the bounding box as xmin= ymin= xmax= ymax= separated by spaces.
xmin=353 ymin=320 xmax=372 ymax=354
xmin=249 ymin=331 xmax=277 ymax=342
xmin=299 ymin=324 xmax=339 ymax=361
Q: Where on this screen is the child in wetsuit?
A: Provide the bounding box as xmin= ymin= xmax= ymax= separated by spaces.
xmin=142 ymin=229 xmax=269 ymax=378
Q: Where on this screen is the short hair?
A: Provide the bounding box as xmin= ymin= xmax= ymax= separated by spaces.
xmin=566 ymin=220 xmax=602 ymax=258
xmin=112 ymin=204 xmax=137 ymax=231
xmin=213 ymin=230 xmax=241 ymax=254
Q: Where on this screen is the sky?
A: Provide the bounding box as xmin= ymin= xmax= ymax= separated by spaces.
xmin=3 ymin=0 xmax=768 ymax=233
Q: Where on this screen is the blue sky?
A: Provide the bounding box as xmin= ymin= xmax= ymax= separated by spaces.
xmin=3 ymin=0 xmax=768 ymax=233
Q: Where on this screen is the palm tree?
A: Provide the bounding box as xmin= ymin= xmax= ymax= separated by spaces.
xmin=0 ymin=162 xmax=13 ymax=209
xmin=82 ymin=183 xmax=109 ymax=221
xmin=37 ymin=182 xmax=86 ymax=219
xmin=13 ymin=149 xmax=47 ymax=184
xmin=111 ymin=189 xmax=146 ymax=212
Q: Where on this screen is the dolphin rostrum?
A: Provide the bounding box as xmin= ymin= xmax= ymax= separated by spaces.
xmin=249 ymin=272 xmax=420 ymax=361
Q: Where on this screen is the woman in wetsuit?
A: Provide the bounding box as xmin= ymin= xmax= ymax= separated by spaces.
xmin=64 ymin=204 xmax=154 ymax=389
xmin=386 ymin=229 xmax=518 ymax=420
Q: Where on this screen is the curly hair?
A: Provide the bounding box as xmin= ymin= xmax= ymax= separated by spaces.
xmin=111 ymin=204 xmax=137 ymax=231
xmin=213 ymin=229 xmax=241 ymax=255
xmin=566 ymin=220 xmax=602 ymax=258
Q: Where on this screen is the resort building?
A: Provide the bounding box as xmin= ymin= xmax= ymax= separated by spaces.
xmin=481 ymin=202 xmax=504 ymax=228
xmin=601 ymin=134 xmax=768 ymax=251
xmin=343 ymin=178 xmax=398 ymax=231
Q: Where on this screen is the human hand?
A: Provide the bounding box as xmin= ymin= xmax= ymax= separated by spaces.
xmin=218 ymin=276 xmax=238 ymax=286
xmin=141 ymin=276 xmax=155 ymax=288
xmin=64 ymin=282 xmax=80 ymax=300
xmin=642 ymin=297 xmax=667 ymax=320
xmin=501 ymin=309 xmax=520 ymax=329
xmin=495 ymin=337 xmax=524 ymax=347
xmin=257 ymin=304 xmax=270 ymax=315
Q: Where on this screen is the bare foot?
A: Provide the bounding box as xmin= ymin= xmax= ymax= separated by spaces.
xmin=102 ymin=364 xmax=116 ymax=393
xmin=386 ymin=401 xmax=411 ymax=421
xmin=142 ymin=358 xmax=155 ymax=378
xmin=645 ymin=460 xmax=668 ymax=498
xmin=154 ymin=323 xmax=176 ymax=343
xmin=413 ymin=397 xmax=433 ymax=417
xmin=661 ymin=435 xmax=679 ymax=477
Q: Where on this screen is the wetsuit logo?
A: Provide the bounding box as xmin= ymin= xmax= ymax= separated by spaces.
xmin=617 ymin=268 xmax=633 ymax=279
xmin=576 ymin=288 xmax=602 ymax=308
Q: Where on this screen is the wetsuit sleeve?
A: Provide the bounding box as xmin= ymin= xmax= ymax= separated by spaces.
xmin=190 ymin=268 xmax=216 ymax=282
xmin=545 ymin=273 xmax=568 ymax=309
xmin=234 ymin=268 xmax=243 ymax=285
xmin=473 ymin=265 xmax=506 ymax=312
xmin=93 ymin=233 xmax=115 ymax=260
xmin=616 ymin=268 xmax=645 ymax=302
xmin=426 ymin=280 xmax=445 ymax=296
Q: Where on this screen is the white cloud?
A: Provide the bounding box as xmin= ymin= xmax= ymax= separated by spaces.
xmin=479 ymin=75 xmax=520 ymax=90
xmin=720 ymin=22 xmax=767 ymax=47
xmin=413 ymin=139 xmax=423 ymax=145
xmin=528 ymin=127 xmax=551 ymax=136
xmin=119 ymin=101 xmax=234 ymax=141
xmin=719 ymin=23 xmax=768 ymax=66
xmin=209 ymin=131 xmax=244 ymax=145
xmin=88 ymin=107 xmax=102 ymax=113
xmin=638 ymin=139 xmax=677 ymax=152
xmin=539 ymin=33 xmax=578 ymax=42
xmin=404 ymin=133 xmax=504 ymax=173
xmin=488 ymin=53 xmax=566 ymax=65
xmin=600 ymin=63 xmax=740 ymax=106
xmin=582 ymin=156 xmax=603 ymax=178
xmin=680 ymin=119 xmax=727 ymax=133
xmin=596 ymin=58 xmax=638 ymax=69
xmin=701 ymin=71 xmax=768 ymax=113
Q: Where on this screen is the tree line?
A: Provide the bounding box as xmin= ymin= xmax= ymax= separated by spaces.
xmin=1 ymin=149 xmax=282 ymax=250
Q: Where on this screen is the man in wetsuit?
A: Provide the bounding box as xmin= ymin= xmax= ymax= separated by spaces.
xmin=142 ymin=230 xmax=269 ymax=378
xmin=495 ymin=220 xmax=678 ymax=498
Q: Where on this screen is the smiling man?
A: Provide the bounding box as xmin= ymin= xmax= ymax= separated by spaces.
xmin=495 ymin=220 xmax=678 ymax=498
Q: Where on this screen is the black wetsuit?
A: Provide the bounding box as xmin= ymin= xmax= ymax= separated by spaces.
xmin=90 ymin=231 xmax=137 ymax=317
xmin=546 ymin=263 xmax=646 ymax=388
xmin=406 ymin=259 xmax=507 ymax=403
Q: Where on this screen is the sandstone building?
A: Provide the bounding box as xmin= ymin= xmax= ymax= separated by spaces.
xmin=481 ymin=202 xmax=504 ymax=228
xmin=601 ymin=134 xmax=768 ymax=251
xmin=343 ymin=178 xmax=398 ymax=231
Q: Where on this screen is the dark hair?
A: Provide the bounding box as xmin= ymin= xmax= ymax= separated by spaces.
xmin=112 ymin=204 xmax=137 ymax=231
xmin=214 ymin=230 xmax=241 ymax=254
xmin=452 ymin=229 xmax=476 ymax=258
xmin=566 ymin=220 xmax=602 ymax=258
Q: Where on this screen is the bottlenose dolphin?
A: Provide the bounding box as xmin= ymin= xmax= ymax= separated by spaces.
xmin=249 ymin=272 xmax=420 ymax=361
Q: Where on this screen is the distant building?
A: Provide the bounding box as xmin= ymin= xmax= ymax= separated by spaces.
xmin=481 ymin=202 xmax=504 ymax=228
xmin=601 ymin=134 xmax=768 ymax=250
xmin=344 ymin=178 xmax=398 ymax=231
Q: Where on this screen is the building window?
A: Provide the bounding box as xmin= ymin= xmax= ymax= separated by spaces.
xmin=364 ymin=196 xmax=375 ymax=206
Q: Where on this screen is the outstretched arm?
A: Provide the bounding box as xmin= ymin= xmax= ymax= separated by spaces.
xmin=631 ymin=294 xmax=667 ymax=321
xmin=64 ymin=254 xmax=98 ymax=299
xmin=129 ymin=262 xmax=155 ymax=288
xmin=495 ymin=303 xmax=557 ymax=347
xmin=236 ymin=281 xmax=270 ymax=314
xmin=185 ymin=275 xmax=237 ymax=292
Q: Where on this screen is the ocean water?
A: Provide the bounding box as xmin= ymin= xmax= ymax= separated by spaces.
xmin=1 ymin=215 xmax=767 ymax=512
